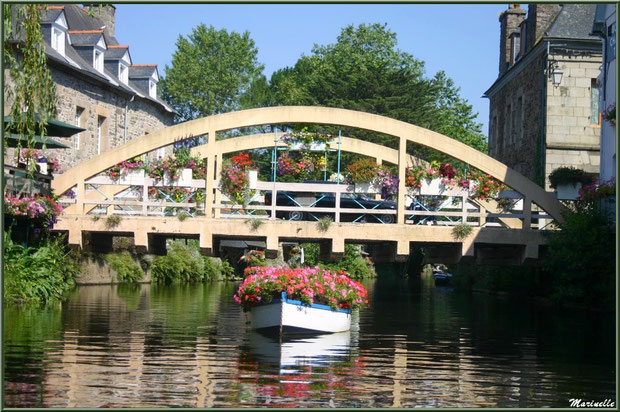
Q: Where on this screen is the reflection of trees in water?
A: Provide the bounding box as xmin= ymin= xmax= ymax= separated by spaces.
xmin=4 ymin=304 xmax=64 ymax=407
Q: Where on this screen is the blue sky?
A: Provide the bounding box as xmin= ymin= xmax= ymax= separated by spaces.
xmin=116 ymin=4 xmax=508 ymax=136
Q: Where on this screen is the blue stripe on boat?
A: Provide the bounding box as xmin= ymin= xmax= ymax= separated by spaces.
xmin=279 ymin=292 xmax=352 ymax=314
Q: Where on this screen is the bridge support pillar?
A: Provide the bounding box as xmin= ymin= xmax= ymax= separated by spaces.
xmin=318 ymin=238 xmax=344 ymax=262
xmin=265 ymin=236 xmax=279 ymax=259
xmin=134 ymin=231 xmax=148 ymax=254
xmin=395 ymin=241 xmax=409 ymax=262
xmin=200 ymin=226 xmax=213 ymax=256
xmin=521 ymin=243 xmax=539 ymax=266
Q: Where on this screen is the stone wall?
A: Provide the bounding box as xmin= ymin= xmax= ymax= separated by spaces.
xmin=4 ymin=64 xmax=174 ymax=172
xmin=489 ymin=52 xmax=546 ymax=182
xmin=545 ymin=55 xmax=601 ymax=185
xmin=489 ymin=51 xmax=601 ymax=189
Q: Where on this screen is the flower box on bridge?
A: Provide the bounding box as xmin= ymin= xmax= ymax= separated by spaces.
xmin=118 ymin=169 xmax=145 ymax=185
xmin=250 ymin=292 xmax=352 ymax=334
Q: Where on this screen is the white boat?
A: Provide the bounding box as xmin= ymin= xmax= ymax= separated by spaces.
xmin=250 ymin=292 xmax=352 ymax=334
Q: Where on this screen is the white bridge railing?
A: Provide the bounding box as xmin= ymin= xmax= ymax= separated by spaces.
xmin=58 ymin=173 xmax=554 ymax=229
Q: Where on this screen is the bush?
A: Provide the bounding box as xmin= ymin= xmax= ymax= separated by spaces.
xmin=106 ymin=251 xmax=144 ymax=283
xmin=317 ymin=216 xmax=332 ymax=232
xmin=299 ymin=243 xmax=376 ymax=279
xmin=4 ymin=233 xmax=79 ymax=304
xmin=105 ymin=215 xmax=122 ymax=229
xmin=451 ymin=223 xmax=473 ymax=240
xmin=151 ymin=243 xmax=205 ymax=284
xmin=203 ymin=256 xmax=238 ymax=280
xmin=548 ymin=167 xmax=593 ymax=189
xmin=543 ymin=206 xmax=615 ymax=310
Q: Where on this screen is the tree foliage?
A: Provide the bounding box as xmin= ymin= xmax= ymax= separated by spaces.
xmin=160 ymin=24 xmax=264 ymax=122
xmin=3 ymin=4 xmax=57 ymax=165
xmin=252 ymin=23 xmax=486 ymax=163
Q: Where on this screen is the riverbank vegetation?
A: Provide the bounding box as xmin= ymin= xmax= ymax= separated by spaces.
xmin=150 ymin=240 xmax=235 ymax=284
xmin=106 ymin=251 xmax=145 ymax=283
xmin=293 ymin=243 xmax=377 ymax=280
xmin=4 ymin=233 xmax=80 ymax=304
xmin=450 ymin=198 xmax=615 ymax=311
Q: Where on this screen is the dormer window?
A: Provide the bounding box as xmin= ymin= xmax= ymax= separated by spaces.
xmin=94 ymin=49 xmax=104 ymax=72
xmin=50 ymin=12 xmax=67 ymax=56
xmin=149 ymin=79 xmax=157 ymax=98
xmin=119 ymin=63 xmax=128 ymax=84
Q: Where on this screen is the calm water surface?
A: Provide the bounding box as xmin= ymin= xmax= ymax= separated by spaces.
xmin=4 ymin=274 xmax=616 ymax=408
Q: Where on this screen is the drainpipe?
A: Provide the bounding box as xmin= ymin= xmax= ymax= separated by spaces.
xmin=124 ymin=94 xmax=135 ymax=144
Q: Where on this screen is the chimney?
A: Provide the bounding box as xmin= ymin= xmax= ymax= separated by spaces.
xmin=526 ymin=4 xmax=562 ymax=51
xmin=498 ymin=4 xmax=526 ymax=75
xmin=89 ymin=4 xmax=116 ymax=37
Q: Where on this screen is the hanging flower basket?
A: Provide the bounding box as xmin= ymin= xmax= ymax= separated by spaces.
xmin=119 ymin=169 xmax=145 ymax=185
xmin=555 ymin=182 xmax=582 ymax=200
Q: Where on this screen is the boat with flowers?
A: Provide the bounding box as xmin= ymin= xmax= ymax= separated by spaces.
xmin=234 ymin=266 xmax=369 ymax=334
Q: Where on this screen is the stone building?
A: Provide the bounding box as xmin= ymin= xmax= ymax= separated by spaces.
xmin=4 ymin=4 xmax=175 ymax=171
xmin=484 ymin=4 xmax=603 ymax=189
xmin=591 ymin=4 xmax=616 ymax=184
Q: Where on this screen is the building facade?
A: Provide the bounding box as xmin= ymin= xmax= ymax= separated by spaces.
xmin=592 ymin=4 xmax=616 ymax=184
xmin=484 ymin=4 xmax=603 ymax=189
xmin=4 ymin=5 xmax=175 ymax=171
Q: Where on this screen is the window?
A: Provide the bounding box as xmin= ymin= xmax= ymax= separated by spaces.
xmin=97 ymin=116 xmax=105 ymax=154
xmin=608 ymin=23 xmax=616 ymax=61
xmin=504 ymin=104 xmax=512 ymax=150
xmin=591 ymin=79 xmax=601 ymax=125
xmin=510 ymin=33 xmax=520 ymax=64
xmin=515 ymin=96 xmax=523 ymax=143
xmin=94 ymin=49 xmax=104 ymax=73
xmin=490 ymin=115 xmax=498 ymax=156
xmin=74 ymin=107 xmax=84 ymax=149
xmin=519 ymin=22 xmax=527 ymax=56
xmin=149 ymin=79 xmax=157 ymax=98
xmin=51 ymin=27 xmax=65 ymax=56
xmin=156 ymin=147 xmax=165 ymax=160
xmin=119 ymin=63 xmax=128 ymax=84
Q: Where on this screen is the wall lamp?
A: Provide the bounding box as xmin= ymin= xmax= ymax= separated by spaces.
xmin=547 ymin=60 xmax=564 ymax=86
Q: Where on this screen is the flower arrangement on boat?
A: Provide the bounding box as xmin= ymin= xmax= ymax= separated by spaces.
xmin=234 ymin=266 xmax=369 ymax=312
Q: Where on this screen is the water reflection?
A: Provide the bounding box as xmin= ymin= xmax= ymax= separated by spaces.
xmin=3 ymin=277 xmax=616 ymax=408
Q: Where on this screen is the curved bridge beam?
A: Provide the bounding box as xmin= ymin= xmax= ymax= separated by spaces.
xmin=53 ymin=106 xmax=564 ymax=222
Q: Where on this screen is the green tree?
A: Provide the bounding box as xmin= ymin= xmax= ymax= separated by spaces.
xmin=3 ymin=4 xmax=57 ymax=165
xmin=263 ymin=23 xmax=486 ymax=163
xmin=160 ymin=24 xmax=264 ymax=122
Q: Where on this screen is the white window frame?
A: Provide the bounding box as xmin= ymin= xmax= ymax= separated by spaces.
xmin=156 ymin=147 xmax=165 ymax=160
xmin=149 ymin=79 xmax=157 ymax=98
xmin=97 ymin=116 xmax=104 ymax=154
xmin=51 ymin=26 xmax=65 ymax=56
xmin=74 ymin=107 xmax=83 ymax=149
xmin=93 ymin=49 xmax=104 ymax=73
xmin=119 ymin=62 xmax=128 ymax=84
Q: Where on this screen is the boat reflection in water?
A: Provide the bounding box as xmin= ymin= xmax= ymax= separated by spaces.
xmin=241 ymin=330 xmax=362 ymax=407
xmin=249 ymin=330 xmax=353 ymax=368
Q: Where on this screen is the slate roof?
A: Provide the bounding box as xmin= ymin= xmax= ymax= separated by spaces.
xmin=12 ymin=4 xmax=174 ymax=114
xmin=545 ymin=4 xmax=600 ymax=40
xmin=129 ymin=65 xmax=158 ymax=79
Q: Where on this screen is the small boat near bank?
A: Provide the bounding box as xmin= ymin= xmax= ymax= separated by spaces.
xmin=432 ymin=266 xmax=453 ymax=285
xmin=250 ymin=292 xmax=352 ymax=334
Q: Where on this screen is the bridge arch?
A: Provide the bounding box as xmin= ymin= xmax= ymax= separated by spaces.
xmin=52 ymin=106 xmax=564 ymax=223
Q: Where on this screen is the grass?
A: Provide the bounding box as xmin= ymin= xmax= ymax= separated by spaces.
xmin=451 ymin=223 xmax=473 ymax=240
xmin=105 ymin=215 xmax=122 ymax=229
xmin=245 ymin=218 xmax=264 ymax=232
xmin=317 ymin=216 xmax=333 ymax=232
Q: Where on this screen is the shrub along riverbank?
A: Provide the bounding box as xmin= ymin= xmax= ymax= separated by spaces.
xmin=4 ymin=232 xmax=80 ymax=305
xmin=450 ymin=203 xmax=615 ymax=311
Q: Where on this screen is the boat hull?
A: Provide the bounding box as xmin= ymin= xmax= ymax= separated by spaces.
xmin=250 ymin=294 xmax=351 ymax=333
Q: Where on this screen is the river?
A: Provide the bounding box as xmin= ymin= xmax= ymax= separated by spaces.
xmin=3 ymin=273 xmax=616 ymax=408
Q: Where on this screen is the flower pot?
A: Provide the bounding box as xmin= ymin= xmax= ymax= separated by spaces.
xmin=119 ymin=169 xmax=145 ymax=185
xmin=248 ymin=169 xmax=258 ymax=189
xmin=36 ymin=162 xmax=48 ymax=175
xmin=309 ymin=142 xmax=327 ymax=151
xmin=354 ymin=182 xmax=381 ymax=194
xmin=420 ymin=178 xmax=442 ymax=195
xmin=178 ymin=168 xmax=193 ymax=186
xmin=555 ymin=182 xmax=582 ymax=200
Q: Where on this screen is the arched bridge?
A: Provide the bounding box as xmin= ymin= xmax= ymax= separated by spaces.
xmin=52 ymin=106 xmax=563 ymax=264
